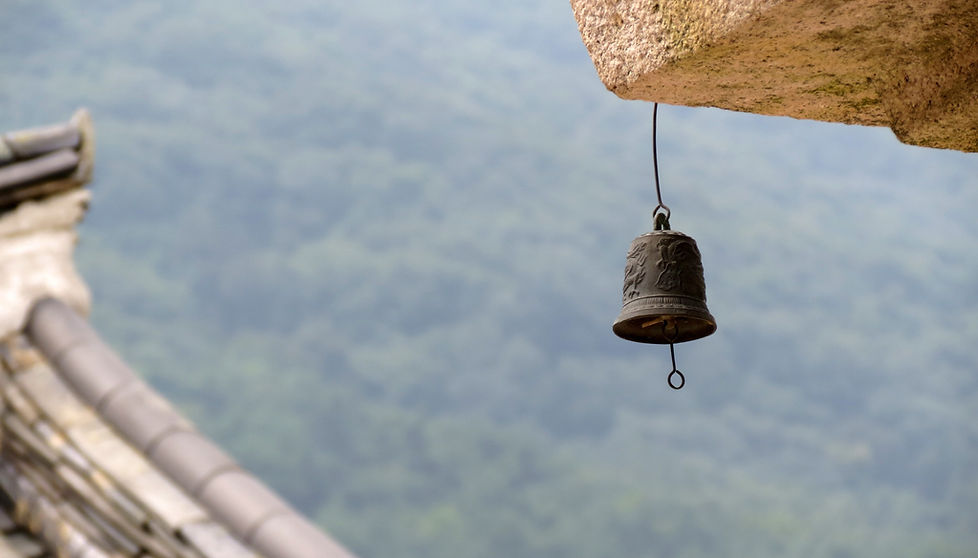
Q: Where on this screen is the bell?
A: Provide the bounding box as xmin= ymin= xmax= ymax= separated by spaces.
xmin=613 ymin=218 xmax=716 ymax=344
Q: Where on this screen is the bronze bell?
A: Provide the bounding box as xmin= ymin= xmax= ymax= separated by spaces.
xmin=613 ymin=214 xmax=716 ymax=344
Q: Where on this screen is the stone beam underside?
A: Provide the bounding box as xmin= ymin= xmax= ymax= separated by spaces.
xmin=571 ymin=0 xmax=978 ymax=152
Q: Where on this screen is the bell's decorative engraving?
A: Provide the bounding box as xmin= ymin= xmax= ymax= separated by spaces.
xmin=613 ymin=228 xmax=716 ymax=344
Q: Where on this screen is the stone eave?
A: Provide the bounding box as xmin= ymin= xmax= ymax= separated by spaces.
xmin=570 ymin=0 xmax=978 ymax=152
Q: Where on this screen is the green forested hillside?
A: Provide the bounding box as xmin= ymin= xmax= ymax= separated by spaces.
xmin=2 ymin=2 xmax=977 ymax=557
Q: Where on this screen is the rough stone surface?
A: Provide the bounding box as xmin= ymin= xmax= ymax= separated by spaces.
xmin=0 ymin=190 xmax=91 ymax=341
xmin=570 ymin=0 xmax=978 ymax=151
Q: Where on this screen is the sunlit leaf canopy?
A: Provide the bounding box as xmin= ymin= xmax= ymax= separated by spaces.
xmin=2 ymin=1 xmax=976 ymax=557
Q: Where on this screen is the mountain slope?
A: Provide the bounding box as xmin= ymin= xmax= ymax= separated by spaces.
xmin=2 ymin=2 xmax=976 ymax=557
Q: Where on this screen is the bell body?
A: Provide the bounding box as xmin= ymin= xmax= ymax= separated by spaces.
xmin=613 ymin=229 xmax=716 ymax=344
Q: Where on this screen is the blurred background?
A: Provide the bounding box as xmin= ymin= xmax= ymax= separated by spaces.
xmin=2 ymin=1 xmax=976 ymax=556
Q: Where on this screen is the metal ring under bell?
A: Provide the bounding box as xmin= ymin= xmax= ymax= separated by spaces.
xmin=667 ymin=369 xmax=685 ymax=389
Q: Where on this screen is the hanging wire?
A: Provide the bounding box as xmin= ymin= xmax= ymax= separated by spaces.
xmin=654 ymin=104 xmax=681 ymax=390
xmin=668 ymin=343 xmax=684 ymax=390
xmin=651 ymin=102 xmax=670 ymax=227
xmin=662 ymin=320 xmax=684 ymax=389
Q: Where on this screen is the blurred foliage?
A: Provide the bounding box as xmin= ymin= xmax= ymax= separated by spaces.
xmin=2 ymin=1 xmax=977 ymax=557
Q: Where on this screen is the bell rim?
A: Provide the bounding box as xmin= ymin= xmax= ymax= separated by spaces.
xmin=612 ymin=315 xmax=717 ymax=344
xmin=613 ymin=294 xmax=717 ymax=343
xmin=619 ymin=293 xmax=708 ymax=307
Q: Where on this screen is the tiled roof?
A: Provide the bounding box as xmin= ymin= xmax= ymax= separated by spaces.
xmin=0 ymin=335 xmax=256 ymax=557
xmin=0 ymin=112 xmax=357 ymax=558
xmin=0 ymin=110 xmax=94 ymax=210
xmin=0 ymin=504 xmax=46 ymax=557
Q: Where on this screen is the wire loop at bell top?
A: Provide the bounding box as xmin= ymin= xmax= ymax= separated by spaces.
xmin=653 ymin=205 xmax=671 ymax=230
